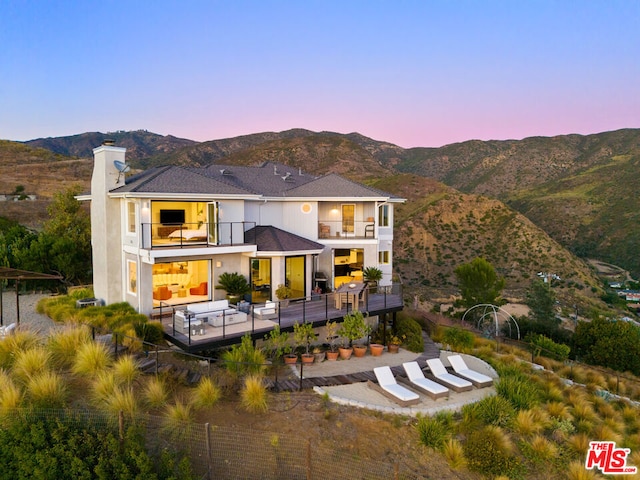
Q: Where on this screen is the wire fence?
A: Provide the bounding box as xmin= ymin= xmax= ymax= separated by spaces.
xmin=7 ymin=408 xmax=426 ymax=480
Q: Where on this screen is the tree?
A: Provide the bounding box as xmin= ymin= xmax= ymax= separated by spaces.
xmin=454 ymin=257 xmax=505 ymax=308
xmin=526 ymin=279 xmax=560 ymax=330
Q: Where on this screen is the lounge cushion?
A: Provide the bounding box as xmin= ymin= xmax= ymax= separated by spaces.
xmin=402 ymin=361 xmax=449 ymax=399
xmin=372 ymin=366 xmax=420 ymax=405
xmin=448 ymin=355 xmax=493 ymax=388
xmin=426 ymin=358 xmax=473 ymax=392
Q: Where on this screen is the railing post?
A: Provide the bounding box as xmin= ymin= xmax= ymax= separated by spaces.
xmin=205 ymin=423 xmax=213 ymax=480
xmin=299 ymin=361 xmax=303 ymax=391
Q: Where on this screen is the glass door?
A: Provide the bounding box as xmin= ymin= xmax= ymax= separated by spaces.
xmin=207 ymin=202 xmax=218 ymax=245
xmin=341 ymin=204 xmax=355 ymax=235
xmin=250 ymin=258 xmax=271 ymax=303
xmin=285 ymin=256 xmax=305 ymax=299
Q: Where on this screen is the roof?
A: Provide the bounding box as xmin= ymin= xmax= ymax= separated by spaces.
xmin=245 ymin=226 xmax=324 ymax=253
xmin=111 ymin=162 xmax=402 ymax=200
xmin=0 ymin=267 xmax=63 ymax=281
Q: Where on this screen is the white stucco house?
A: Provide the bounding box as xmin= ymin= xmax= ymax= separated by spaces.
xmin=81 ymin=141 xmax=405 ymax=349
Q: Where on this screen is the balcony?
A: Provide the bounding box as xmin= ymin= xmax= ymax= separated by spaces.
xmin=156 ymin=283 xmax=404 ymax=352
xmin=141 ymin=221 xmax=256 ymax=249
xmin=317 ymin=220 xmax=376 ymax=240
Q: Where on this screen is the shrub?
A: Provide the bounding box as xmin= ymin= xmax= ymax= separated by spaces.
xmin=527 ymin=332 xmax=570 ymax=361
xmin=142 ymin=377 xmax=168 ymax=409
xmin=441 ymin=327 xmax=474 ymax=352
xmin=394 ymin=314 xmax=424 ymax=353
xmin=415 ymin=414 xmax=449 ymax=449
xmin=0 ymin=370 xmax=22 ymax=414
xmin=103 ymin=386 xmax=138 ymax=417
xmin=112 ymin=355 xmax=140 ymax=387
xmin=191 ymin=377 xmax=222 ymax=410
xmin=463 ymin=425 xmax=521 ymax=477
xmin=495 ymin=368 xmax=543 ymax=410
xmin=72 ymin=341 xmax=111 ymax=377
xmin=46 ymin=326 xmax=91 ymax=369
xmin=241 ymin=375 xmax=268 ymax=413
xmin=222 ymin=334 xmax=266 ymax=377
xmin=12 ymin=347 xmax=51 ymax=383
xmin=26 ymin=371 xmax=67 ymax=409
xmin=470 ymin=394 xmax=515 ymax=427
xmin=442 ymin=438 xmax=467 ymax=469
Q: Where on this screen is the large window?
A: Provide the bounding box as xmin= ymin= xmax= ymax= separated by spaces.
xmin=127 ymin=260 xmax=137 ymax=294
xmin=341 ymin=204 xmax=355 ymax=235
xmin=127 ymin=202 xmax=136 ymax=233
xmin=378 ymin=204 xmax=389 ymax=227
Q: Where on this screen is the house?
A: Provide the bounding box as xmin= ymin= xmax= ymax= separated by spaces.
xmin=81 ymin=141 xmax=405 ymax=349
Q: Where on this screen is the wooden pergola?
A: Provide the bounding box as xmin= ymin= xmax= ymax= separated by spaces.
xmin=0 ymin=267 xmax=63 ymax=326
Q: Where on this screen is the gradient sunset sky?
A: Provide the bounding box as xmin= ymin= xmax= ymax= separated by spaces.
xmin=1 ymin=1 xmax=638 ymax=148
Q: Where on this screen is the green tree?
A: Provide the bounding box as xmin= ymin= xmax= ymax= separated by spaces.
xmin=13 ymin=185 xmax=92 ymax=285
xmin=454 ymin=257 xmax=505 ymax=308
xmin=572 ymin=317 xmax=640 ymax=375
xmin=526 ymin=279 xmax=560 ymax=330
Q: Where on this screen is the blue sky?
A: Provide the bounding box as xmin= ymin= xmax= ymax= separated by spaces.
xmin=1 ymin=1 xmax=638 ymax=148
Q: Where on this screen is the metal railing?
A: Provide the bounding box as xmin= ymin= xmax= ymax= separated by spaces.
xmin=141 ymin=221 xmax=256 ymax=249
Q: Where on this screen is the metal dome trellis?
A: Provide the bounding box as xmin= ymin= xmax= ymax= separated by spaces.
xmin=462 ymin=304 xmax=520 ymax=339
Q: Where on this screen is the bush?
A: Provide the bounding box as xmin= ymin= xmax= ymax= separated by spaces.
xmin=394 ymin=314 xmax=424 ymax=353
xmin=464 ymin=426 xmax=521 ymax=477
xmin=441 ymin=327 xmax=474 ymax=352
xmin=415 ymin=414 xmax=449 ymax=450
xmin=470 ymin=394 xmax=515 ymax=427
xmin=526 ymin=333 xmax=570 ymax=361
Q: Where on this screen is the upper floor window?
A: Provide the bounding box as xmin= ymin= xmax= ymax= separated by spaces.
xmin=379 ymin=250 xmax=390 ymax=264
xmin=127 ymin=202 xmax=136 ymax=233
xmin=378 ymin=204 xmax=389 ymax=227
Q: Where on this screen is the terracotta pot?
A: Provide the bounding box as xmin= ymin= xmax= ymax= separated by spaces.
xmin=353 ymin=345 xmax=367 ymax=357
xmin=370 ymin=344 xmax=384 ymax=356
xmin=387 ymin=344 xmax=400 ymax=354
xmin=326 ymin=350 xmax=339 ymax=361
xmin=313 ymin=352 xmax=326 ymax=363
xmin=301 ymin=353 xmax=315 ymax=364
xmin=284 ymin=354 xmax=298 ymax=364
xmin=338 ymin=346 xmax=353 ymax=360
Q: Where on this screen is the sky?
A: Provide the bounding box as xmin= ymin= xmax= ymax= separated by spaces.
xmin=1 ymin=1 xmax=638 ymax=148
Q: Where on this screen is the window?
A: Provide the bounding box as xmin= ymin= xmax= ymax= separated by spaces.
xmin=127 ymin=260 xmax=137 ymax=294
xmin=378 ymin=250 xmax=390 ymax=264
xmin=378 ymin=204 xmax=389 ymax=227
xmin=127 ymin=202 xmax=136 ymax=233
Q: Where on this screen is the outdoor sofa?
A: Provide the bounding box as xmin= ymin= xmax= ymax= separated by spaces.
xmin=173 ymin=300 xmax=247 ymax=332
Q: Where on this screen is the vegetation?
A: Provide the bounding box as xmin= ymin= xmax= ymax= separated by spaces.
xmin=292 ymin=321 xmax=317 ymax=355
xmin=215 ymin=272 xmax=251 ymax=301
xmin=337 ymin=310 xmax=368 ymax=347
xmin=454 ymin=257 xmax=505 ymax=308
xmin=275 ymin=284 xmax=292 ymax=300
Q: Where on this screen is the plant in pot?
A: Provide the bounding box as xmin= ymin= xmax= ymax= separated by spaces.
xmin=325 ymin=320 xmax=339 ymax=361
xmin=215 ymin=272 xmax=251 ymax=305
xmin=337 ymin=310 xmax=367 ymax=360
xmin=388 ymin=334 xmax=405 ymax=354
xmin=264 ymin=325 xmax=290 ymax=365
xmin=312 ymin=346 xmax=325 ymax=363
xmin=363 ymin=266 xmax=383 ymax=293
xmin=293 ymin=321 xmax=317 ymax=364
xmin=275 ymin=284 xmax=292 ymax=308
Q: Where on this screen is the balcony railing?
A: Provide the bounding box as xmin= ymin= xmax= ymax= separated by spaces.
xmin=141 ymin=221 xmax=256 ymax=249
xmin=317 ymin=220 xmax=376 ymax=240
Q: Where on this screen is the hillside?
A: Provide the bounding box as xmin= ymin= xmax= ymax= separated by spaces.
xmin=371 ymin=175 xmax=604 ymax=314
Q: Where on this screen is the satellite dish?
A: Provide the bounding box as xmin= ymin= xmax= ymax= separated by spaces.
xmin=113 ymin=160 xmax=131 ymax=183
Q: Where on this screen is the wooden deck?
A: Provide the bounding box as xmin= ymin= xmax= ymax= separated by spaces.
xmin=158 ymin=286 xmax=404 ymax=353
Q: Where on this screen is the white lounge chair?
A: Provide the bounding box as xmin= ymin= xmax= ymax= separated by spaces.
xmin=368 ymin=366 xmax=420 ymax=407
xmin=426 ymin=358 xmax=473 ymax=392
xmin=448 ymin=355 xmax=493 ymax=388
xmin=0 ymin=322 xmax=16 ymax=338
xmin=253 ymin=301 xmax=277 ymax=320
xmin=402 ymin=361 xmax=449 ymax=400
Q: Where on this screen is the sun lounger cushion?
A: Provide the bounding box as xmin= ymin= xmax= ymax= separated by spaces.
xmin=448 ymin=355 xmax=493 ymax=387
xmin=402 ymin=361 xmax=449 ymax=399
xmin=426 ymin=358 xmax=473 ymax=392
xmin=373 ymin=366 xmax=420 ymax=404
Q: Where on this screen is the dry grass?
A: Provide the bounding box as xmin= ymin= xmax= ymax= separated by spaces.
xmin=72 ymin=341 xmax=111 ymax=377
xmin=546 ymin=401 xmax=573 ymax=420
xmin=0 ymin=369 xmax=22 ymax=414
xmin=91 ymin=372 xmax=117 ymax=405
xmin=591 ymin=424 xmax=623 ymax=444
xmin=0 ymin=330 xmax=41 ymax=368
xmin=112 ymin=355 xmax=140 ymax=387
xmin=26 ymin=371 xmax=67 ymax=408
xmin=241 ymin=374 xmax=268 ymax=414
xmin=190 ymin=377 xmax=222 ymax=410
xmin=142 ymin=376 xmax=169 ymax=409
xmin=46 ymin=326 xmax=91 ymax=368
xmin=104 ymin=387 xmax=138 ymax=417
xmin=164 ymin=400 xmax=194 ymax=428
xmin=513 ymin=410 xmax=544 ymax=437
xmin=566 ymin=460 xmax=605 ymax=479
xmin=441 ymin=438 xmax=467 ymax=469
xmin=528 ymin=434 xmax=558 ymax=462
xmin=12 ymin=347 xmax=51 ymax=383
xmin=566 ymin=433 xmax=591 ymax=458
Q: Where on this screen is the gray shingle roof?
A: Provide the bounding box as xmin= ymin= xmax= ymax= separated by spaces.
xmin=245 ymin=226 xmax=324 ymax=252
xmin=111 ymin=162 xmax=400 ymax=200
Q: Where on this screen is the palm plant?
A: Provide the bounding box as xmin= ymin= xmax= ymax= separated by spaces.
xmin=215 ymin=272 xmax=251 ymax=303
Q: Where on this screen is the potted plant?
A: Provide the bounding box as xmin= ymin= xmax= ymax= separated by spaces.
xmin=215 ymin=272 xmax=251 ymax=304
xmin=338 ymin=310 xmax=368 ymax=360
xmin=264 ymin=325 xmax=290 ymax=364
xmin=388 ymin=334 xmax=404 ymax=354
xmin=312 ymin=346 xmax=325 ymax=363
xmin=293 ymin=321 xmax=317 ymax=364
xmin=275 ymin=284 xmax=293 ymax=308
xmin=363 ymin=266 xmax=383 ymax=293
xmin=325 ymin=320 xmax=339 ymax=361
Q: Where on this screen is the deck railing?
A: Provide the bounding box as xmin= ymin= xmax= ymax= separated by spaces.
xmin=141 ymin=221 xmax=256 ymax=249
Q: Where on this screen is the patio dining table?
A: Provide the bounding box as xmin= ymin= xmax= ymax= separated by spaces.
xmin=334 ymin=282 xmax=368 ymax=310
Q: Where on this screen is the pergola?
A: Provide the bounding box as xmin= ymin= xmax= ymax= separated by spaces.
xmin=0 ymin=267 xmax=63 ymax=326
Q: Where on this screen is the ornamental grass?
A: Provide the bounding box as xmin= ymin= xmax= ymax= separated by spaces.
xmin=112 ymin=355 xmax=140 ymax=387
xmin=91 ymin=371 xmax=117 ymax=405
xmin=72 ymin=341 xmax=111 ymax=377
xmin=0 ymin=369 xmax=22 ymax=414
xmin=46 ymin=325 xmax=91 ymax=369
xmin=527 ymin=434 xmax=558 ymax=463
xmin=240 ymin=374 xmax=268 ymax=414
xmin=142 ymin=376 xmax=169 ymax=409
xmin=12 ymin=347 xmax=50 ymax=383
xmin=565 ymin=460 xmax=604 ymax=480
xmin=0 ymin=331 xmax=40 ymax=369
xmin=441 ymin=438 xmax=467 ymax=469
xmin=104 ymin=386 xmax=138 ymax=417
xmin=190 ymin=377 xmax=222 ymax=410
xmin=26 ymin=371 xmax=67 ymax=409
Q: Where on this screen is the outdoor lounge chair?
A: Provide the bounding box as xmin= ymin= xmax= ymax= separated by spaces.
xmin=426 ymin=358 xmax=473 ymax=393
xmin=367 ymin=366 xmax=420 ymax=407
xmin=447 ymin=355 xmax=493 ymax=388
xmin=0 ymin=322 xmax=16 ymax=338
xmin=402 ymin=361 xmax=449 ymax=400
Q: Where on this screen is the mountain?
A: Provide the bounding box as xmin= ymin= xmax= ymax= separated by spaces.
xmin=25 ymin=130 xmax=197 ymax=162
